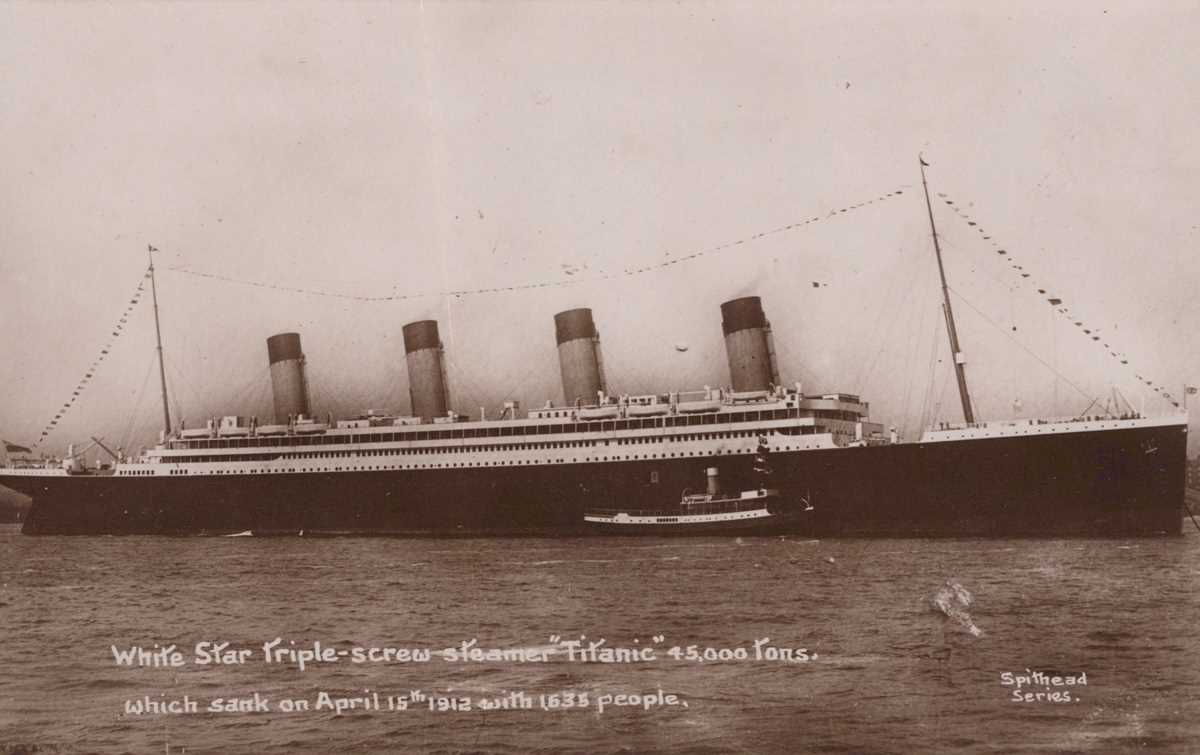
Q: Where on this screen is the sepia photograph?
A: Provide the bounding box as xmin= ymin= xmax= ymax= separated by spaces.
xmin=2 ymin=2 xmax=1198 ymax=752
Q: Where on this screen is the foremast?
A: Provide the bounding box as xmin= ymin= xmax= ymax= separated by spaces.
xmin=919 ymin=156 xmax=975 ymax=424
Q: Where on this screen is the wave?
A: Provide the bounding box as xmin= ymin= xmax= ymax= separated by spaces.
xmin=929 ymin=580 xmax=983 ymax=637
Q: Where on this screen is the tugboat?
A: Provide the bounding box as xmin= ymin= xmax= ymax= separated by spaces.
xmin=583 ymin=437 xmax=803 ymax=534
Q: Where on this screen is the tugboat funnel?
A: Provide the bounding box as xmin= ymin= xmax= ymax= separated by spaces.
xmin=706 ymin=467 xmax=720 ymax=496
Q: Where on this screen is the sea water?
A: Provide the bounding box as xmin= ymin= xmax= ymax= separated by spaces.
xmin=2 ymin=524 xmax=1198 ymax=753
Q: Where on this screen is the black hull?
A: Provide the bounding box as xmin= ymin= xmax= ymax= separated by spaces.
xmin=8 ymin=423 xmax=1186 ymax=537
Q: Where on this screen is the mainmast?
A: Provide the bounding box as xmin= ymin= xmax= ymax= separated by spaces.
xmin=919 ymin=156 xmax=975 ymax=424
xmin=147 ymin=245 xmax=172 ymax=436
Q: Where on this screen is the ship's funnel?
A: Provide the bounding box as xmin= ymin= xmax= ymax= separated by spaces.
xmin=706 ymin=467 xmax=720 ymax=496
xmin=720 ymin=296 xmax=780 ymax=392
xmin=554 ymin=308 xmax=606 ymax=406
xmin=403 ymin=320 xmax=449 ymax=422
xmin=267 ymin=332 xmax=311 ymax=422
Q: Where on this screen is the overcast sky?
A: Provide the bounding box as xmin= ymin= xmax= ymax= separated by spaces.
xmin=2 ymin=1 xmax=1197 ymax=455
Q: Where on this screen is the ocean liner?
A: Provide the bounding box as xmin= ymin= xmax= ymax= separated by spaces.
xmin=1 ymin=165 xmax=1187 ymax=536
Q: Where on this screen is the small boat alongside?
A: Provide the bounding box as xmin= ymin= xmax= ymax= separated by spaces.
xmin=583 ymin=486 xmax=788 ymax=534
xmin=584 ymin=442 xmax=806 ymax=534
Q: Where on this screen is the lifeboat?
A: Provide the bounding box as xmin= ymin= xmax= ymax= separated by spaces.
xmin=255 ymin=424 xmax=289 ymax=436
xmin=626 ymin=403 xmax=669 ymax=417
xmin=577 ymin=405 xmax=620 ymax=421
xmin=676 ymin=399 xmax=721 ymax=413
xmin=729 ymin=390 xmax=770 ymax=403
